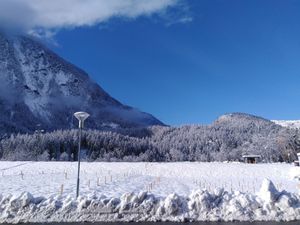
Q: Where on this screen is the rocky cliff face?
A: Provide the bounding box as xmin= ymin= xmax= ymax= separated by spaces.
xmin=0 ymin=33 xmax=163 ymax=134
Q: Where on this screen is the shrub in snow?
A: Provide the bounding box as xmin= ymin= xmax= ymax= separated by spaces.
xmin=37 ymin=151 xmax=50 ymax=161
xmin=60 ymin=152 xmax=69 ymax=161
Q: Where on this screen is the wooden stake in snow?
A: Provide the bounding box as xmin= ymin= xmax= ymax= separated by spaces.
xmin=60 ymin=184 xmax=64 ymax=195
xmin=20 ymin=171 xmax=24 ymax=180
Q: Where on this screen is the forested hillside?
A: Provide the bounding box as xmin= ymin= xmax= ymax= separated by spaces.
xmin=1 ymin=113 xmax=299 ymax=162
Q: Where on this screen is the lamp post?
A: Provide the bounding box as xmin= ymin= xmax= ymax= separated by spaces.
xmin=34 ymin=124 xmax=44 ymax=161
xmin=74 ymin=112 xmax=90 ymax=198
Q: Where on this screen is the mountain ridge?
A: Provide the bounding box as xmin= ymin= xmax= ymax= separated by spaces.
xmin=0 ymin=33 xmax=164 ymax=134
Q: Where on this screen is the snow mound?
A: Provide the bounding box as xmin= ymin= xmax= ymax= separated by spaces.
xmin=1 ymin=180 xmax=300 ymax=223
xmin=290 ymin=167 xmax=300 ymax=181
xmin=257 ymin=179 xmax=280 ymax=203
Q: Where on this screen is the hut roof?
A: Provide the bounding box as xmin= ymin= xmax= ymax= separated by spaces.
xmin=242 ymin=155 xmax=261 ymax=158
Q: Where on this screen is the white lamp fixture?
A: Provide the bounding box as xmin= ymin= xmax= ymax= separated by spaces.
xmin=74 ymin=112 xmax=90 ymax=128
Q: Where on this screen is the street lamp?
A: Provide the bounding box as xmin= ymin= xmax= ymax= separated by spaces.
xmin=74 ymin=111 xmax=90 ymax=198
xmin=34 ymin=125 xmax=45 ymax=161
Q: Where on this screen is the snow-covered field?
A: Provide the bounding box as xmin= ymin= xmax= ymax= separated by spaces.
xmin=0 ymin=162 xmax=298 ymax=197
xmin=0 ymin=161 xmax=300 ymax=223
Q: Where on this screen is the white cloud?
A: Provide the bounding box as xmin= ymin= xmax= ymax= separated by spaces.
xmin=0 ymin=0 xmax=184 ymax=36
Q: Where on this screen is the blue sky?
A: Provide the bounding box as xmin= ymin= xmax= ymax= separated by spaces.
xmin=42 ymin=0 xmax=300 ymax=125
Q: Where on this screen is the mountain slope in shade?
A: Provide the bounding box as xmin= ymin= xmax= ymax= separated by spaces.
xmin=0 ymin=33 xmax=164 ymax=134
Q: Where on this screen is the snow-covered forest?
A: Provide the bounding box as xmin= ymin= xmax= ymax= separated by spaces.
xmin=1 ymin=113 xmax=299 ymax=162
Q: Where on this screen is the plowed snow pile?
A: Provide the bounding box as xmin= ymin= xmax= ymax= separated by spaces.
xmin=0 ymin=162 xmax=299 ymax=222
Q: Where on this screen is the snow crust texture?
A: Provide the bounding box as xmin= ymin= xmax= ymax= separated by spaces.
xmin=0 ymin=179 xmax=300 ymax=223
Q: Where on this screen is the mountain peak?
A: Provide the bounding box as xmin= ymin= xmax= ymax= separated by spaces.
xmin=0 ymin=34 xmax=163 ymax=134
xmin=215 ymin=112 xmax=270 ymax=123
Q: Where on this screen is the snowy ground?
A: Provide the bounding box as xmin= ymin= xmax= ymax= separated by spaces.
xmin=0 ymin=161 xmax=300 ymax=223
xmin=0 ymin=162 xmax=298 ymax=198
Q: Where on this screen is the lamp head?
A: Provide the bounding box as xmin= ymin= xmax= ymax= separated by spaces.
xmin=74 ymin=112 xmax=90 ymax=128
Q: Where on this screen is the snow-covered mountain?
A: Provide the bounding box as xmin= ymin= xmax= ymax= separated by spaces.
xmin=272 ymin=120 xmax=300 ymax=129
xmin=0 ymin=33 xmax=163 ymax=134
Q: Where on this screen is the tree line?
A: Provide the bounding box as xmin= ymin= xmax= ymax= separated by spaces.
xmin=1 ymin=113 xmax=300 ymax=162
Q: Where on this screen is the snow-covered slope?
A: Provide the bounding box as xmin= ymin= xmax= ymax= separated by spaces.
xmin=272 ymin=120 xmax=300 ymax=129
xmin=0 ymin=33 xmax=163 ymax=134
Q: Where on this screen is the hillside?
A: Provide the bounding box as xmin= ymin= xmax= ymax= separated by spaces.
xmin=1 ymin=113 xmax=299 ymax=162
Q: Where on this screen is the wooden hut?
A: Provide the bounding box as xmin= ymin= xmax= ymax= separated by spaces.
xmin=242 ymin=155 xmax=261 ymax=164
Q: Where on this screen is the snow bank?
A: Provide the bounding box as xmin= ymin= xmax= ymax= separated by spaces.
xmin=1 ymin=179 xmax=300 ymax=223
xmin=290 ymin=167 xmax=300 ymax=181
